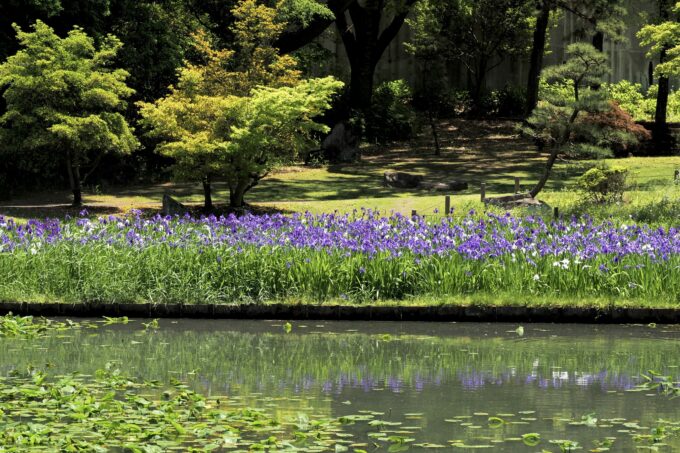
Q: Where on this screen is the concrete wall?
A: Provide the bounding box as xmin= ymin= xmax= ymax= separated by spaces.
xmin=320 ymin=0 xmax=678 ymax=93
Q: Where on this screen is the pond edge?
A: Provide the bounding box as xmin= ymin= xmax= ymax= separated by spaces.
xmin=0 ymin=302 xmax=679 ymax=323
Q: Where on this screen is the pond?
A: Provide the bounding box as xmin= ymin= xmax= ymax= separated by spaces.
xmin=2 ymin=319 xmax=679 ymax=451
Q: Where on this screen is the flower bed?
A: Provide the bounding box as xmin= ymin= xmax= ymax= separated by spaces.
xmin=0 ymin=210 xmax=678 ymax=305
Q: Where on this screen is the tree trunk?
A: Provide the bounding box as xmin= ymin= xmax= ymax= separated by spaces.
xmin=202 ymin=176 xmax=213 ymax=212
xmin=471 ymin=59 xmax=488 ymax=111
xmin=654 ymin=0 xmax=671 ymax=146
xmin=65 ymin=151 xmax=82 ymax=206
xmin=349 ymin=57 xmax=377 ymax=112
xmin=334 ymin=2 xmax=416 ymax=113
xmin=590 ymin=31 xmax=605 ymax=90
xmin=428 ymin=110 xmax=441 ymax=156
xmin=529 ymin=146 xmax=559 ymax=198
xmin=654 ymin=48 xmax=671 ymax=149
xmin=530 ymin=108 xmax=579 ymax=198
xmin=526 ymin=0 xmax=551 ymax=115
xmin=656 ymin=54 xmax=669 ymax=127
xmin=592 ymin=31 xmax=604 ymax=52
xmin=229 ymin=180 xmax=249 ymax=209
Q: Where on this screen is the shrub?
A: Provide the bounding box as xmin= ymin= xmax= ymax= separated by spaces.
xmin=538 ymin=78 xmax=572 ymax=104
xmin=578 ymin=164 xmax=629 ymax=203
xmin=577 ymin=101 xmax=651 ymax=157
xmin=476 ymin=86 xmax=527 ymax=117
xmin=447 ymin=90 xmax=473 ymax=116
xmin=634 ymin=197 xmax=680 ymax=224
xmin=365 ymin=79 xmax=417 ymax=143
xmin=496 ymin=86 xmax=527 ymax=117
xmin=602 ymin=80 xmax=650 ymax=120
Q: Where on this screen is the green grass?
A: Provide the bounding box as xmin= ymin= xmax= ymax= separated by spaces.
xmin=2 ymin=120 xmax=679 ymax=224
xmin=1 ymin=234 xmax=678 ymax=307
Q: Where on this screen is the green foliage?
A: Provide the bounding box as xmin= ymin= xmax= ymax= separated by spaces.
xmin=276 ymin=0 xmax=333 ymax=28
xmin=365 ymin=80 xmax=417 ymax=143
xmin=478 ymin=86 xmax=528 ymax=117
xmin=0 ymin=363 xmax=360 ymax=450
xmin=0 ymin=20 xmax=138 ymax=204
xmin=0 ymin=0 xmax=112 ymax=60
xmin=637 ymin=2 xmax=680 ymax=78
xmin=109 ymin=0 xmax=196 ymax=102
xmin=578 ymin=164 xmax=628 ymax=203
xmin=633 ymin=197 xmax=680 ymax=225
xmin=602 ymin=80 xmax=648 ymax=119
xmin=602 ymin=81 xmax=680 ymax=122
xmin=534 ymin=51 xmax=652 ymax=157
xmin=567 ymin=0 xmax=628 ymax=42
xmin=139 ymin=0 xmax=342 ymax=208
xmin=538 ymin=78 xmax=572 ymax=103
xmin=0 ymin=313 xmax=97 ymax=338
xmin=525 ymin=43 xmax=611 ymax=152
xmin=407 ymin=0 xmax=534 ymax=103
xmin=522 ymin=43 xmax=635 ymax=196
xmin=3 ymin=217 xmax=680 ymax=305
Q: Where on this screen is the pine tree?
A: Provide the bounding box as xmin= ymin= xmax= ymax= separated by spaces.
xmin=522 ymin=43 xmax=639 ymax=198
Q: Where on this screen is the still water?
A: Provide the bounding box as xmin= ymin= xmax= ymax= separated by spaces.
xmin=2 ymin=320 xmax=680 ymax=451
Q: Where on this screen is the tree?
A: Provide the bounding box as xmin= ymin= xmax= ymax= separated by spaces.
xmin=637 ymin=1 xmax=680 ymax=132
xmin=524 ymin=0 xmax=627 ymax=115
xmin=0 ymin=21 xmax=138 ymax=205
xmin=139 ymin=0 xmax=343 ymax=210
xmin=404 ymin=0 xmax=449 ymax=154
xmin=407 ymin=0 xmax=534 ymax=109
xmin=180 ymin=0 xmax=347 ymax=54
xmin=521 ymin=43 xmax=639 ymax=198
xmin=525 ymin=1 xmax=554 ymax=116
xmin=330 ymin=0 xmax=419 ymax=113
xmin=182 ymin=0 xmax=416 ymax=119
xmin=107 ymin=0 xmax=197 ymax=103
xmin=0 ymin=0 xmax=111 ymax=61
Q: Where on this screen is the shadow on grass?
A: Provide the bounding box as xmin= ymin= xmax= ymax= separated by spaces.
xmin=137 ymin=203 xmax=296 ymax=219
xmin=6 ymin=119 xmax=666 ymax=218
xmin=0 ymin=204 xmax=122 ymax=220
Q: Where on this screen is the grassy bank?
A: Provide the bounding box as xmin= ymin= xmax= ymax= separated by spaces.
xmin=0 ymin=211 xmax=678 ymax=308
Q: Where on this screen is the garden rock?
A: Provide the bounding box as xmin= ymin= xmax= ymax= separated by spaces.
xmin=162 ymin=194 xmax=188 ymax=216
xmin=484 ymin=194 xmax=546 ymax=209
xmin=383 ymin=171 xmax=424 ymax=189
xmin=322 ymin=122 xmax=359 ymax=163
xmin=419 ymin=181 xmax=469 ymax=191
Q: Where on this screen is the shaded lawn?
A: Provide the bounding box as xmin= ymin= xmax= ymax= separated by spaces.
xmin=1 ymin=119 xmax=679 ymax=221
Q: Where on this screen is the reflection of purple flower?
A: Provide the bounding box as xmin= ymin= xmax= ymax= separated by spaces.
xmin=387 ymin=377 xmax=404 ymax=393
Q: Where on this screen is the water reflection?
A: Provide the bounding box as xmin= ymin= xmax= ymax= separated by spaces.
xmin=1 ymin=320 xmax=679 ymax=451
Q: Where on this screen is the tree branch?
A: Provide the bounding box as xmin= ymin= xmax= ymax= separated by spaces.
xmin=348 ymin=2 xmax=367 ymax=36
xmin=555 ymin=1 xmax=597 ymax=25
xmin=334 ymin=7 xmax=357 ymax=61
xmin=374 ymin=0 xmax=418 ymax=62
xmin=276 ymin=0 xmax=355 ymax=54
